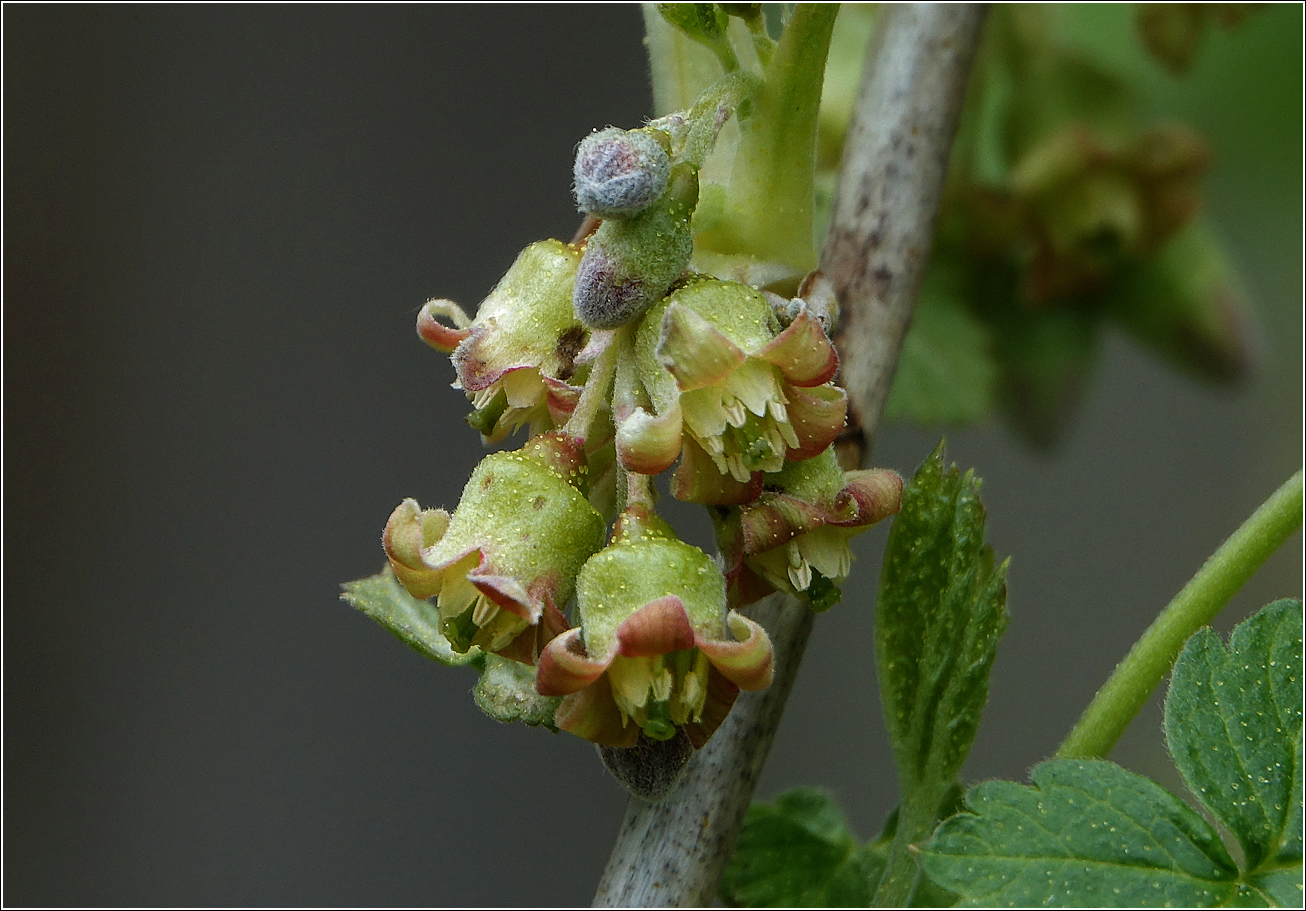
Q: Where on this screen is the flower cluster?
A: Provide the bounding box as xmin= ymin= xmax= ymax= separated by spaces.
xmin=948 ymin=122 xmax=1211 ymax=305
xmin=360 ymin=99 xmax=901 ymax=790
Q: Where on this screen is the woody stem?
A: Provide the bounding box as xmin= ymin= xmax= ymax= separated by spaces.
xmin=592 ymin=6 xmax=987 ymax=906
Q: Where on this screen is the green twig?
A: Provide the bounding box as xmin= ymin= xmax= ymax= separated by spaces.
xmin=1057 ymin=470 xmax=1304 ymax=760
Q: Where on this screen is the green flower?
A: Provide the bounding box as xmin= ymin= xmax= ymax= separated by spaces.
xmin=536 ymin=505 xmax=773 ymax=747
xmin=716 ymin=450 xmax=903 ymax=609
xmin=619 ymin=277 xmax=846 ymax=504
xmin=383 ymin=433 xmax=605 ymax=662
xmin=417 ymin=240 xmax=590 ymax=443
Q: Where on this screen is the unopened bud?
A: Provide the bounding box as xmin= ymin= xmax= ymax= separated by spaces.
xmin=573 ymin=163 xmax=698 ymax=330
xmin=658 ymin=3 xmax=730 ymax=44
xmin=574 ymin=128 xmax=671 ymax=220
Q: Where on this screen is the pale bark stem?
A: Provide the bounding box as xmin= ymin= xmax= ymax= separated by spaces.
xmin=592 ymin=6 xmax=987 ymax=906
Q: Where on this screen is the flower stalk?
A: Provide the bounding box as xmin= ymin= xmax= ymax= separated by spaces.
xmin=1056 ymin=469 xmax=1304 ymax=761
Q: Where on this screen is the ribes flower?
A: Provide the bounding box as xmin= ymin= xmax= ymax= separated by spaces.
xmin=619 ymin=276 xmax=846 ymax=503
xmin=536 ymin=505 xmax=773 ymax=748
xmin=382 ymin=433 xmax=605 ymax=663
xmin=716 ymin=450 xmax=903 ymax=610
xmin=957 ymin=123 xmax=1209 ymax=304
xmin=417 ymin=239 xmax=590 ymax=443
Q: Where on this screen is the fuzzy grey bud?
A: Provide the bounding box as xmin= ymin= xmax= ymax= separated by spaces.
xmin=573 ymin=163 xmax=698 ymax=330
xmin=573 ymin=242 xmax=649 ymax=330
xmin=574 ymin=128 xmax=671 ymax=220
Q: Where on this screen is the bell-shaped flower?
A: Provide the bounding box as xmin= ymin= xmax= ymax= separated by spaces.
xmin=716 ymin=450 xmax=903 ymax=610
xmin=536 ymin=505 xmax=773 ymax=748
xmin=417 ymin=239 xmax=591 ymax=443
xmin=383 ymin=433 xmax=606 ymax=663
xmin=620 ymin=277 xmax=847 ymax=503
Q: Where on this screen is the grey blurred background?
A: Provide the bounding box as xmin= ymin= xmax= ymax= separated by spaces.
xmin=4 ymin=5 xmax=1301 ymax=906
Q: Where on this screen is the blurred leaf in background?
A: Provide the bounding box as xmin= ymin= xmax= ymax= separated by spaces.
xmin=818 ymin=3 xmax=1299 ymax=446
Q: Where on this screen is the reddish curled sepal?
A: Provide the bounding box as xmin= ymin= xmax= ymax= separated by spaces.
xmin=416 ymin=298 xmax=472 ymax=353
xmin=753 ymin=308 xmax=839 ymax=388
xmin=539 ymin=599 xmax=772 ymax=749
xmin=536 ymin=505 xmax=773 ymax=747
xmin=716 ymin=451 xmax=904 ymax=609
xmin=382 ymin=433 xmax=606 ymax=662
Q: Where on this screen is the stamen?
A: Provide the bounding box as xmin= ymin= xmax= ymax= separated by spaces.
xmin=788 ymin=559 xmax=813 ymax=592
xmin=775 ymin=416 xmax=800 ymax=449
xmin=651 ymin=666 xmax=673 ymax=702
xmin=724 ymin=397 xmax=747 ymax=427
xmin=786 ymin=541 xmax=812 ymax=591
xmin=471 ymin=596 xmax=499 ymax=627
xmin=727 ymin=452 xmax=750 ymax=483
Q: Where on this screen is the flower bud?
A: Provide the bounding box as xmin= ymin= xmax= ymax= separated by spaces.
xmin=1134 ymin=4 xmax=1260 ymax=77
xmin=574 ymin=127 xmax=671 ymax=220
xmin=383 ymin=433 xmax=605 ymax=662
xmin=1135 ymin=3 xmax=1206 ymax=75
xmin=573 ymin=163 xmax=698 ymax=330
xmin=537 ymin=505 xmax=773 ymax=748
xmin=1106 ymin=222 xmax=1252 ymax=383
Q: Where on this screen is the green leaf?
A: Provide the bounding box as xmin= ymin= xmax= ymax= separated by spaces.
xmin=871 ymin=443 xmax=1010 ymax=905
xmin=1247 ymin=865 xmax=1305 ymax=907
xmin=920 ymin=759 xmax=1241 ymax=907
xmin=473 ymin=653 xmax=561 ymax=730
xmin=876 ymin=443 xmax=1010 ymax=797
xmin=644 ymin=3 xmax=728 ymax=117
xmin=884 ymin=262 xmax=998 ymax=426
xmin=719 ymin=788 xmax=881 ymax=907
xmin=657 ymin=3 xmax=739 ymax=74
xmin=1165 ymin=599 xmax=1304 ymax=871
xmin=340 ymin=566 xmax=479 ymax=667
xmin=659 ymin=3 xmax=729 ymax=43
